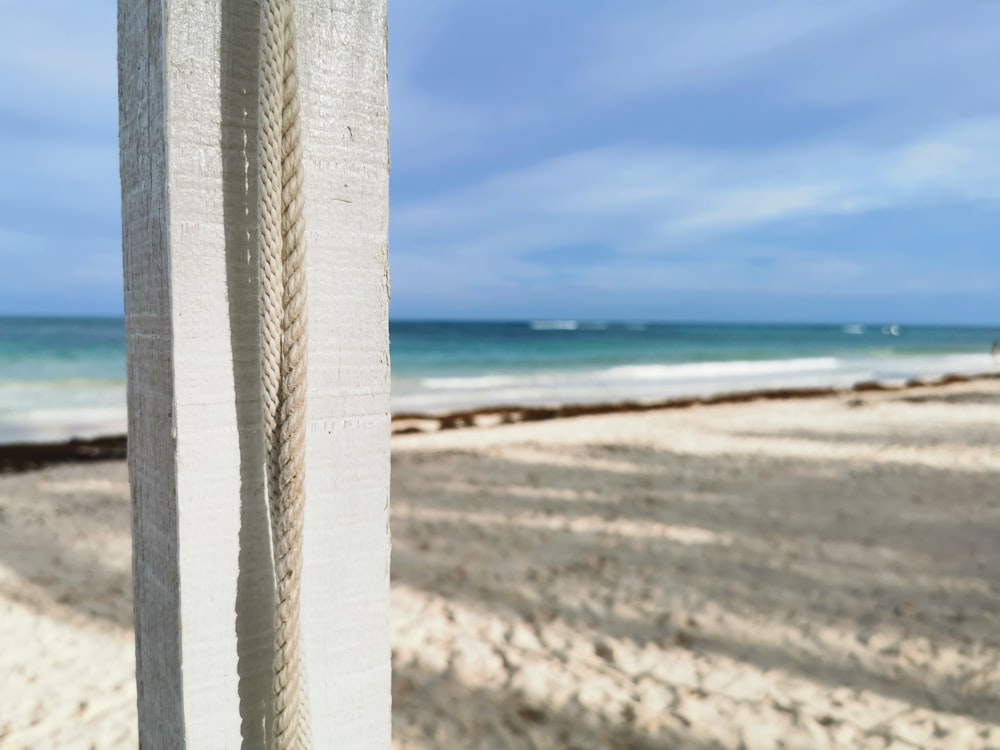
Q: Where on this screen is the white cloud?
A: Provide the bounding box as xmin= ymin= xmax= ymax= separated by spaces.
xmin=390 ymin=0 xmax=1000 ymax=181
xmin=670 ymin=186 xmax=837 ymax=232
xmin=4 ymin=0 xmax=999 ymax=316
xmin=398 ymin=116 xmax=1000 ymax=241
xmin=391 ymin=116 xmax=1000 ymax=298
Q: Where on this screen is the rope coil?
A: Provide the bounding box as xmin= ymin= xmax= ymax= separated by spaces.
xmin=258 ymin=0 xmax=310 ymax=746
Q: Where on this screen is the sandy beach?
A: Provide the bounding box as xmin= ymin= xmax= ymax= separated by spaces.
xmin=3 ymin=380 xmax=1000 ymax=748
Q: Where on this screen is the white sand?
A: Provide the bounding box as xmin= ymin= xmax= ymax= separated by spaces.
xmin=0 ymin=464 xmax=135 ymax=750
xmin=3 ymin=381 xmax=1000 ymax=748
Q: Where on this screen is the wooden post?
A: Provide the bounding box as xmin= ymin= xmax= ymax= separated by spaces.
xmin=118 ymin=0 xmax=390 ymax=746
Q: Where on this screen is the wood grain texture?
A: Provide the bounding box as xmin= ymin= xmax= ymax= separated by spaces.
xmin=118 ymin=0 xmax=390 ymax=746
xmin=119 ymin=0 xmax=186 ymax=745
xmin=297 ymin=1 xmax=391 ymax=746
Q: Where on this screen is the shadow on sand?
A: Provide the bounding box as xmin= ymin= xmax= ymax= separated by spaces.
xmin=390 ymin=412 xmax=1000 ymax=747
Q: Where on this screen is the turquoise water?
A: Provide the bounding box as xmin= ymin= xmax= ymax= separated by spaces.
xmin=390 ymin=320 xmax=1000 ymax=412
xmin=1 ymin=317 xmax=998 ymax=440
xmin=0 ymin=317 xmax=126 ymax=443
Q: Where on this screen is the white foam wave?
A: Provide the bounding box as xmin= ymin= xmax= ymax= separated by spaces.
xmin=0 ymin=379 xmax=127 ymax=443
xmin=397 ymin=352 xmax=1000 ymax=414
xmin=421 ymin=374 xmax=528 ymax=390
xmin=602 ymin=357 xmax=841 ymax=381
xmin=529 ymin=320 xmax=578 ymax=331
xmin=421 ymin=357 xmax=841 ymax=391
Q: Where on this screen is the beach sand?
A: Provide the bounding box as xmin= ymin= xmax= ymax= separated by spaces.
xmin=3 ymin=381 xmax=1000 ymax=748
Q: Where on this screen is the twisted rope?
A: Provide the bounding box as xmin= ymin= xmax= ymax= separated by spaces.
xmin=258 ymin=0 xmax=310 ymax=746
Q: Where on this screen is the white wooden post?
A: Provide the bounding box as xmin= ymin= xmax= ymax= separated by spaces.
xmin=118 ymin=0 xmax=390 ymax=746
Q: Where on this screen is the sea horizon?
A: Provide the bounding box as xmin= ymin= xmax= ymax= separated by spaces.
xmin=1 ymin=315 xmax=999 ymax=443
xmin=5 ymin=313 xmax=1000 ymax=327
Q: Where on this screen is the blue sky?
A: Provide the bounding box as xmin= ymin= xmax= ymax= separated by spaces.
xmin=4 ymin=1 xmax=1000 ymax=323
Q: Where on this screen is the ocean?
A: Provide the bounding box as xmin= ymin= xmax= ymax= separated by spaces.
xmin=0 ymin=317 xmax=127 ymax=444
xmin=1 ymin=317 xmax=998 ymax=442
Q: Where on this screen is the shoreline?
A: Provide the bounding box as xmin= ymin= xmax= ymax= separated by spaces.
xmin=1 ymin=370 xmax=997 ymax=474
xmin=390 ymin=369 xmax=998 ymax=434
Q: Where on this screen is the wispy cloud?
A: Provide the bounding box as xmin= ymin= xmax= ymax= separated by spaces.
xmin=396 ymin=117 xmax=1000 ymax=242
xmin=4 ymin=0 xmax=1000 ymax=320
xmin=392 ymin=116 xmax=1000 ymax=306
